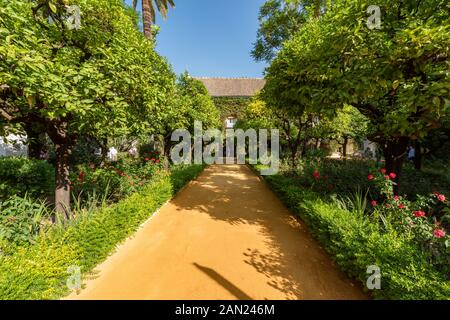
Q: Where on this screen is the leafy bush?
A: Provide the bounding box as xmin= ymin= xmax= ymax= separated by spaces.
xmin=70 ymin=158 xmax=163 ymax=204
xmin=287 ymin=158 xmax=450 ymax=200
xmin=259 ymin=169 xmax=450 ymax=300
xmin=138 ymin=144 xmax=161 ymax=162
xmin=401 ymin=163 xmax=450 ymax=199
xmin=0 ymin=196 xmax=50 ymax=247
xmin=0 ymin=164 xmax=204 ymax=300
xmin=366 ymin=169 xmax=450 ymax=277
xmin=287 ymin=159 xmax=374 ymax=195
xmin=0 ymin=157 xmax=54 ymax=201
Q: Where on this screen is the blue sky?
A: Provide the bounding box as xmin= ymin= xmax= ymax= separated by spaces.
xmin=125 ymin=0 xmax=267 ymax=78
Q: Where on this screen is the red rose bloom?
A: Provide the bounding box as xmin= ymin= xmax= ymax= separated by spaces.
xmin=313 ymin=171 xmax=320 ymax=180
xmin=433 ymin=229 xmax=446 ymax=239
xmin=384 ymin=175 xmax=390 ymax=180
xmin=437 ymin=194 xmax=446 ymax=202
xmin=389 ymin=172 xmax=397 ymax=179
xmin=393 ymin=196 xmax=399 ymax=201
xmin=414 ymin=211 xmax=426 ymax=218
xmin=398 ymin=203 xmax=406 ymax=209
xmin=380 ymin=168 xmax=387 ymax=174
xmin=367 ymin=174 xmax=374 ymax=181
xmin=371 ymin=200 xmax=377 ymax=207
xmin=385 ymin=204 xmax=391 ymax=209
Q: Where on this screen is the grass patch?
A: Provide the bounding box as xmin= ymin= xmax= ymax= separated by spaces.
xmin=0 ymin=164 xmax=205 ymax=300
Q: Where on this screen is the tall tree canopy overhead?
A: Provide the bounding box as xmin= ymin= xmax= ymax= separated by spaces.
xmin=251 ymin=0 xmax=326 ymax=62
xmin=132 ymin=0 xmax=175 ymax=39
xmin=0 ymin=0 xmax=175 ymax=215
xmin=263 ymin=0 xmax=450 ymax=184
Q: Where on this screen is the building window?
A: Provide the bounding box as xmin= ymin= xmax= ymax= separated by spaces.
xmin=226 ymin=117 xmax=238 ymax=129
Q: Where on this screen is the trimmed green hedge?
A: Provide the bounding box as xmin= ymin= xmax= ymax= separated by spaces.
xmin=0 ymin=164 xmax=205 ymax=300
xmin=257 ymin=169 xmax=450 ymax=300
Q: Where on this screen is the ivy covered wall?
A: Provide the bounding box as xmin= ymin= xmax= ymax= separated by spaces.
xmin=212 ymin=97 xmax=251 ymax=122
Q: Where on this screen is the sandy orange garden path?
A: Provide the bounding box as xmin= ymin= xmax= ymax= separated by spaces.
xmin=67 ymin=165 xmax=368 ymax=300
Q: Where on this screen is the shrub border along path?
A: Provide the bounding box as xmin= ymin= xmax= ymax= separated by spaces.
xmin=0 ymin=164 xmax=205 ymax=300
xmin=251 ymin=165 xmax=450 ymax=300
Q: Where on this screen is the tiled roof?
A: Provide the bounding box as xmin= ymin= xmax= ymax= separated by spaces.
xmin=195 ymin=77 xmax=266 ymax=97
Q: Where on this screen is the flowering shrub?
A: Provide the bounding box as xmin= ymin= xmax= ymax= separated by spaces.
xmin=70 ymin=158 xmax=164 ymax=204
xmin=367 ymin=168 xmax=450 ymax=276
xmin=298 ymin=159 xmax=376 ymax=196
xmin=259 ymin=169 xmax=450 ymax=299
xmin=306 ymin=163 xmax=450 ymax=277
xmin=290 ymin=158 xmax=450 ymax=200
xmin=138 ymin=144 xmax=161 ymax=163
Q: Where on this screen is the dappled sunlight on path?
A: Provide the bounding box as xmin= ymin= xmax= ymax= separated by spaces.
xmin=66 ymin=165 xmax=368 ymax=300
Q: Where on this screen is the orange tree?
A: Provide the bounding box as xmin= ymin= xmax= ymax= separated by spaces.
xmin=0 ymin=0 xmax=175 ymax=216
xmin=263 ymin=0 xmax=450 ymax=189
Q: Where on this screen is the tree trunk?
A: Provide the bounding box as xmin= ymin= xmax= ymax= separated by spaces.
xmin=163 ymin=136 xmax=171 ymax=169
xmin=47 ymin=121 xmax=76 ymax=219
xmin=290 ymin=146 xmax=297 ymax=166
xmin=315 ymin=138 xmax=322 ymax=149
xmin=300 ymin=138 xmax=308 ymax=158
xmin=343 ymin=137 xmax=348 ymax=159
xmin=27 ymin=134 xmax=45 ymax=159
xmin=24 ymin=122 xmax=45 ymax=159
xmin=142 ymin=0 xmax=153 ymax=39
xmin=314 ymin=0 xmax=321 ymax=17
xmin=55 ymin=142 xmax=73 ymax=218
xmin=100 ymin=138 xmax=108 ymax=165
xmin=383 ymin=137 xmax=409 ymax=194
xmin=413 ymin=140 xmax=422 ymax=171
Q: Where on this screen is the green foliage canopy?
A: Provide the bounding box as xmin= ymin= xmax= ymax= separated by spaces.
xmin=0 ymin=0 xmax=176 ymax=213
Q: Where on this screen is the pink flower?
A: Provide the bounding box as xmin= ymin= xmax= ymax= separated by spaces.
xmin=389 ymin=172 xmax=397 ymax=179
xmin=368 ymin=174 xmax=374 ymax=181
xmin=414 ymin=211 xmax=426 ymax=218
xmin=380 ymin=168 xmax=387 ymax=174
xmin=437 ymin=194 xmax=446 ymax=202
xmin=398 ymin=203 xmax=406 ymax=209
xmin=385 ymin=204 xmax=391 ymax=209
xmin=371 ymin=200 xmax=378 ymax=207
xmin=145 ymin=157 xmax=150 ymax=161
xmin=393 ymin=196 xmax=399 ymax=201
xmin=433 ymin=229 xmax=446 ymax=239
xmin=384 ymin=175 xmax=390 ymax=180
